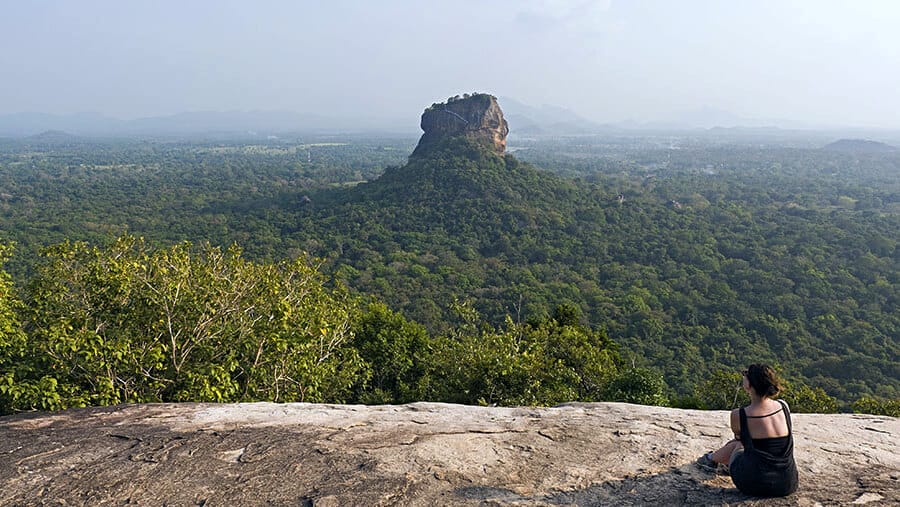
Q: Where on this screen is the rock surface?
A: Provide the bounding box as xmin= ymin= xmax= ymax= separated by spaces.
xmin=1 ymin=402 xmax=897 ymax=506
xmin=412 ymin=94 xmax=509 ymax=157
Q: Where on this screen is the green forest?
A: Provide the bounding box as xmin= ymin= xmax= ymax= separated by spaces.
xmin=0 ymin=133 xmax=897 ymax=415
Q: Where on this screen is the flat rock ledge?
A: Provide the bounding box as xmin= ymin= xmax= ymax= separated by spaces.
xmin=1 ymin=402 xmax=897 ymax=506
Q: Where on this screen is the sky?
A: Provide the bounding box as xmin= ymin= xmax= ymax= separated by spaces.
xmin=2 ymin=0 xmax=899 ymax=128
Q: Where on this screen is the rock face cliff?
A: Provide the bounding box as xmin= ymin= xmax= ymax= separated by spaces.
xmin=1 ymin=402 xmax=897 ymax=506
xmin=411 ymin=93 xmax=509 ymax=157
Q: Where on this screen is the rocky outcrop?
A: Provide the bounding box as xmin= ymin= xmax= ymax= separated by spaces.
xmin=1 ymin=402 xmax=897 ymax=506
xmin=411 ymin=93 xmax=509 ymax=157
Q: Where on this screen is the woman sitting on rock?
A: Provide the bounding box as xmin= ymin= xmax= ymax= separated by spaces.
xmin=698 ymin=364 xmax=799 ymax=497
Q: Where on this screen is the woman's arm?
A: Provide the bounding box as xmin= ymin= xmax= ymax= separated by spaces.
xmin=730 ymin=408 xmax=741 ymax=439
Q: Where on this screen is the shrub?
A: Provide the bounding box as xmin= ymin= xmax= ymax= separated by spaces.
xmin=694 ymin=370 xmax=747 ymax=410
xmin=780 ymin=381 xmax=838 ymax=413
xmin=605 ymin=367 xmax=669 ymax=406
xmin=8 ymin=235 xmax=368 ymax=412
xmin=852 ymin=396 xmax=900 ymax=417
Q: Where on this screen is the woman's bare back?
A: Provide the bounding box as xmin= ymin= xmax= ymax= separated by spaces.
xmin=741 ymin=399 xmax=790 ymax=439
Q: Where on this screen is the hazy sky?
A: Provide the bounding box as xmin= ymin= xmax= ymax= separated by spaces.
xmin=2 ymin=0 xmax=898 ymax=127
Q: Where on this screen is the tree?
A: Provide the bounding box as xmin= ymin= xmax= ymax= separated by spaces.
xmin=351 ymin=301 xmax=429 ymax=404
xmin=0 ymin=243 xmax=31 ymax=414
xmin=852 ymin=396 xmax=900 ymax=417
xmin=417 ymin=305 xmax=621 ymax=407
xmin=541 ymin=305 xmax=619 ymax=401
xmin=605 ymin=367 xmax=669 ymax=406
xmin=694 ymin=370 xmax=748 ymax=410
xmin=780 ymin=381 xmax=838 ymax=413
xmin=9 ymin=235 xmax=367 ymax=412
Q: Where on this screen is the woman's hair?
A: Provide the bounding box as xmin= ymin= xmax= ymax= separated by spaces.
xmin=746 ymin=363 xmax=782 ymax=397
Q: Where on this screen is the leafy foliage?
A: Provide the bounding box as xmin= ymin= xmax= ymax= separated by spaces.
xmin=780 ymin=382 xmax=838 ymax=414
xmin=0 ymin=236 xmax=642 ymax=414
xmin=416 ymin=303 xmax=620 ymax=406
xmin=852 ymin=396 xmax=900 ymax=417
xmin=351 ymin=301 xmax=429 ymax=404
xmin=1 ymin=133 xmax=898 ymax=411
xmin=0 ymin=243 xmax=30 ymax=410
xmin=604 ymin=367 xmax=669 ymax=406
xmin=3 ymin=236 xmax=367 ymax=413
xmin=693 ymin=370 xmax=748 ymax=410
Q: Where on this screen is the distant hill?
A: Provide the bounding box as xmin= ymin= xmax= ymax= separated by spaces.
xmin=126 ymin=111 xmax=340 ymax=135
xmin=822 ymin=138 xmax=897 ymax=153
xmin=0 ymin=113 xmax=119 ymax=138
xmin=498 ymin=97 xmax=613 ymax=136
xmin=26 ymin=130 xmax=80 ymax=141
xmin=0 ymin=111 xmax=413 ymax=138
xmin=16 ymin=130 xmax=86 ymax=147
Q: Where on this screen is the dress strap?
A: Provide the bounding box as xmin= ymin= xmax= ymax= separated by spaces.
xmin=745 ymin=406 xmax=784 ymax=418
xmin=777 ymin=399 xmax=792 ymax=434
xmin=739 ymin=406 xmax=754 ymax=450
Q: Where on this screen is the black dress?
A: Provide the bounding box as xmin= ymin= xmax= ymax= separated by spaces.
xmin=730 ymin=399 xmax=799 ymax=497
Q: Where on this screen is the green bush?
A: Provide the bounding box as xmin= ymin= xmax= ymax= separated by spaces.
xmin=7 ymin=235 xmax=368 ymax=412
xmin=417 ymin=304 xmax=621 ymax=406
xmin=351 ymin=301 xmax=429 ymax=404
xmin=605 ymin=367 xmax=669 ymax=406
xmin=0 ymin=243 xmax=30 ymax=414
xmin=852 ymin=396 xmax=900 ymax=417
xmin=780 ymin=381 xmax=838 ymax=413
xmin=694 ymin=370 xmax=748 ymax=410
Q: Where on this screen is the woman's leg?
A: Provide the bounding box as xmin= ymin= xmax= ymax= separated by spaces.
xmin=711 ymin=439 xmax=743 ymax=464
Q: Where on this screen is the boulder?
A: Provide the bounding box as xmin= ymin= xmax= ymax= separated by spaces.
xmin=1 ymin=402 xmax=897 ymax=505
xmin=411 ymin=94 xmax=509 ymax=157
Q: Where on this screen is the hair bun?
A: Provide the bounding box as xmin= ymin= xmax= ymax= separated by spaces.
xmin=746 ymin=363 xmax=783 ymax=398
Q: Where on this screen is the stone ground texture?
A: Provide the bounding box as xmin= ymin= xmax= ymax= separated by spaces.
xmin=0 ymin=402 xmax=897 ymax=506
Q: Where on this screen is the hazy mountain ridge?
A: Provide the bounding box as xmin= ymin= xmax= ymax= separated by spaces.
xmin=0 ymin=110 xmax=414 ymax=138
xmin=822 ymin=138 xmax=897 ymax=153
xmin=9 ymin=100 xmax=899 ymax=140
xmin=499 ymin=96 xmax=615 ymax=136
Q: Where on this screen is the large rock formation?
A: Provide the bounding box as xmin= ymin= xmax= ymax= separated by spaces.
xmin=1 ymin=402 xmax=897 ymax=505
xmin=411 ymin=93 xmax=509 ymax=157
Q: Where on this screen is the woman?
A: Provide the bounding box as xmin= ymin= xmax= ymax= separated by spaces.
xmin=698 ymin=364 xmax=799 ymax=497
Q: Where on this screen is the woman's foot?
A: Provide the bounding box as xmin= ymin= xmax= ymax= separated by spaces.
xmin=696 ymin=452 xmax=717 ymax=472
xmin=696 ymin=452 xmax=731 ymax=475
